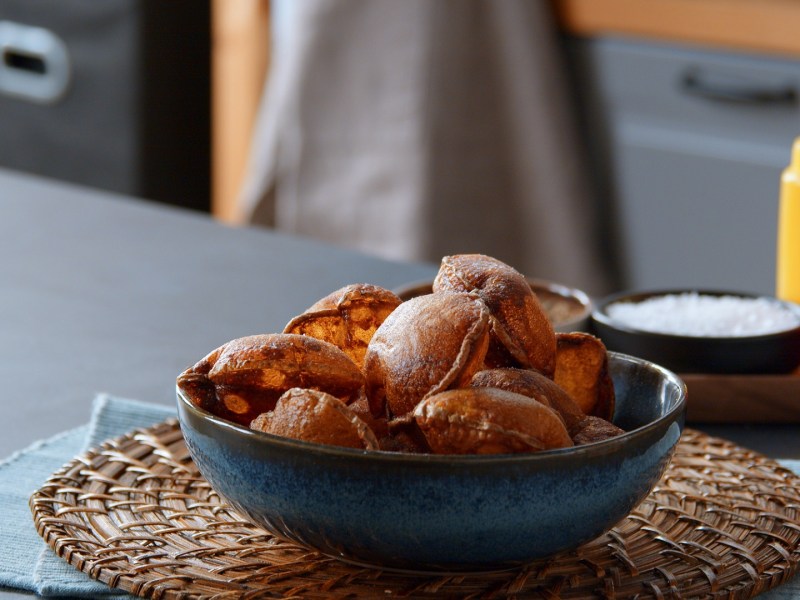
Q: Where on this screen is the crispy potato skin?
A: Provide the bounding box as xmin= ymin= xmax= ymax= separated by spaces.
xmin=554 ymin=332 xmax=615 ymax=420
xmin=433 ymin=254 xmax=556 ymax=376
xmin=363 ymin=293 xmax=490 ymax=419
xmin=413 ymin=387 xmax=573 ymax=454
xmin=177 ymin=334 xmax=364 ymax=426
xmin=470 ymin=367 xmax=586 ymax=435
xmin=284 ymin=284 xmax=401 ymax=369
xmin=571 ymin=415 xmax=625 ymax=445
xmin=250 ymin=388 xmax=379 ymax=450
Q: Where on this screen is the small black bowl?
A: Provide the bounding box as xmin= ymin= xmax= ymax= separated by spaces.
xmin=591 ymin=289 xmax=800 ymax=375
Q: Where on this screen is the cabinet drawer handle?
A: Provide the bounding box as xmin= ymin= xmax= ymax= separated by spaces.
xmin=680 ymin=69 xmax=797 ymax=106
xmin=0 ymin=20 xmax=70 ymax=104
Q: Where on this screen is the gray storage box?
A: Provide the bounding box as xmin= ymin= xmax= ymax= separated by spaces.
xmin=0 ymin=1 xmax=210 ymax=211
xmin=568 ymin=37 xmax=800 ymax=295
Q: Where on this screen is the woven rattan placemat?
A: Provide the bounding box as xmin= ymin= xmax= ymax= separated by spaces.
xmin=30 ymin=421 xmax=800 ymax=599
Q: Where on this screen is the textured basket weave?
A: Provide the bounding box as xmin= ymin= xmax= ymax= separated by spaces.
xmin=30 ymin=421 xmax=800 ymax=599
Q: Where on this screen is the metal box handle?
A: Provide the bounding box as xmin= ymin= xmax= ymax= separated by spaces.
xmin=0 ymin=20 xmax=70 ymax=104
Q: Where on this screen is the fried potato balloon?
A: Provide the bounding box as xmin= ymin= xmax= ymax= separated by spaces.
xmin=554 ymin=332 xmax=615 ymax=420
xmin=413 ymin=387 xmax=573 ymax=454
xmin=251 ymin=388 xmax=379 ymax=450
xmin=284 ymin=283 xmax=401 ymax=368
xmin=177 ymin=334 xmax=364 ymax=426
xmin=364 ymin=293 xmax=490 ymax=419
xmin=470 ymin=367 xmax=586 ymax=435
xmin=433 ymin=254 xmax=556 ymax=376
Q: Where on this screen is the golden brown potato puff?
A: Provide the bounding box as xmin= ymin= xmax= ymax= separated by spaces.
xmin=177 ymin=333 xmax=364 ymax=426
xmin=250 ymin=388 xmax=379 ymax=450
xmin=363 ymin=292 xmax=490 ymax=419
xmin=432 ymin=254 xmax=556 ymax=377
xmin=413 ymin=387 xmax=573 ymax=454
xmin=469 ymin=367 xmax=586 ymax=435
xmin=284 ymin=283 xmax=402 ymax=369
xmin=554 ymin=332 xmax=615 ymax=421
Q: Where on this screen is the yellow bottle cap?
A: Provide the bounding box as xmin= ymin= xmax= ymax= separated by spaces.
xmin=777 ymin=136 xmax=800 ymax=302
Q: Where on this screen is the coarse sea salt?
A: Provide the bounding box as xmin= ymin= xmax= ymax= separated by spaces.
xmin=606 ymin=292 xmax=800 ymax=337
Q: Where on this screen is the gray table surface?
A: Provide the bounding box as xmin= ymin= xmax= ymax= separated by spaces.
xmin=1 ymin=167 xmax=798 ymax=599
xmin=0 ymin=167 xmax=438 ymax=460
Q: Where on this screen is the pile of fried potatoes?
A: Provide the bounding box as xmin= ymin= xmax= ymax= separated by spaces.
xmin=177 ymin=254 xmax=623 ymax=454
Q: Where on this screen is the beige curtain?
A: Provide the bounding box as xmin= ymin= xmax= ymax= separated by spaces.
xmin=240 ymin=0 xmax=616 ymax=295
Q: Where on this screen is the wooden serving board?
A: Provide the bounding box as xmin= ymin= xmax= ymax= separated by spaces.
xmin=682 ymin=372 xmax=800 ymax=423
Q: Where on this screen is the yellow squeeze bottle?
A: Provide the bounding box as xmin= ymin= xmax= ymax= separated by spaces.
xmin=777 ymin=137 xmax=800 ymax=303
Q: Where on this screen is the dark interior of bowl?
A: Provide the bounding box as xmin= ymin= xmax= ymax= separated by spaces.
xmin=610 ymin=352 xmax=682 ymax=430
xmin=592 ymin=290 xmax=800 ymax=374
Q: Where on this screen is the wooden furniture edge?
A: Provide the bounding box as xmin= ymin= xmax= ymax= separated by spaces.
xmin=682 ymin=373 xmax=800 ymax=423
xmin=212 ymin=0 xmax=271 ymax=224
xmin=553 ymin=0 xmax=800 ymax=58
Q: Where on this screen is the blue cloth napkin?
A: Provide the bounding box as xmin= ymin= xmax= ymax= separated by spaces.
xmin=1 ymin=395 xmax=799 ymax=598
xmin=1 ymin=395 xmax=174 ymax=599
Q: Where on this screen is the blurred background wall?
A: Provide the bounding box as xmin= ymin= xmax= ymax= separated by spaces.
xmin=559 ymin=0 xmax=800 ymax=297
xmin=3 ymin=0 xmax=799 ymax=298
xmin=238 ymin=0 xmax=618 ymax=296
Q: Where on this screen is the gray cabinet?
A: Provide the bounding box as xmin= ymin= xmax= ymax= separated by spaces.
xmin=0 ymin=1 xmax=211 ymax=211
xmin=569 ymin=38 xmax=800 ymax=295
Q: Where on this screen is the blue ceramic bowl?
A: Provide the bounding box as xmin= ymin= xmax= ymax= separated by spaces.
xmin=176 ymin=352 xmax=686 ymax=572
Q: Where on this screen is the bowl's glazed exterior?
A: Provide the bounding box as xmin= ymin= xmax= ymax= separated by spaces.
xmin=177 ymin=353 xmax=686 ymax=572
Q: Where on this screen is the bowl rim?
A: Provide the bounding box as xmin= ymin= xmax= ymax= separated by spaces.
xmin=592 ymin=288 xmax=800 ymax=342
xmin=528 ymin=278 xmax=593 ymax=310
xmin=176 ymin=352 xmax=686 ymax=465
